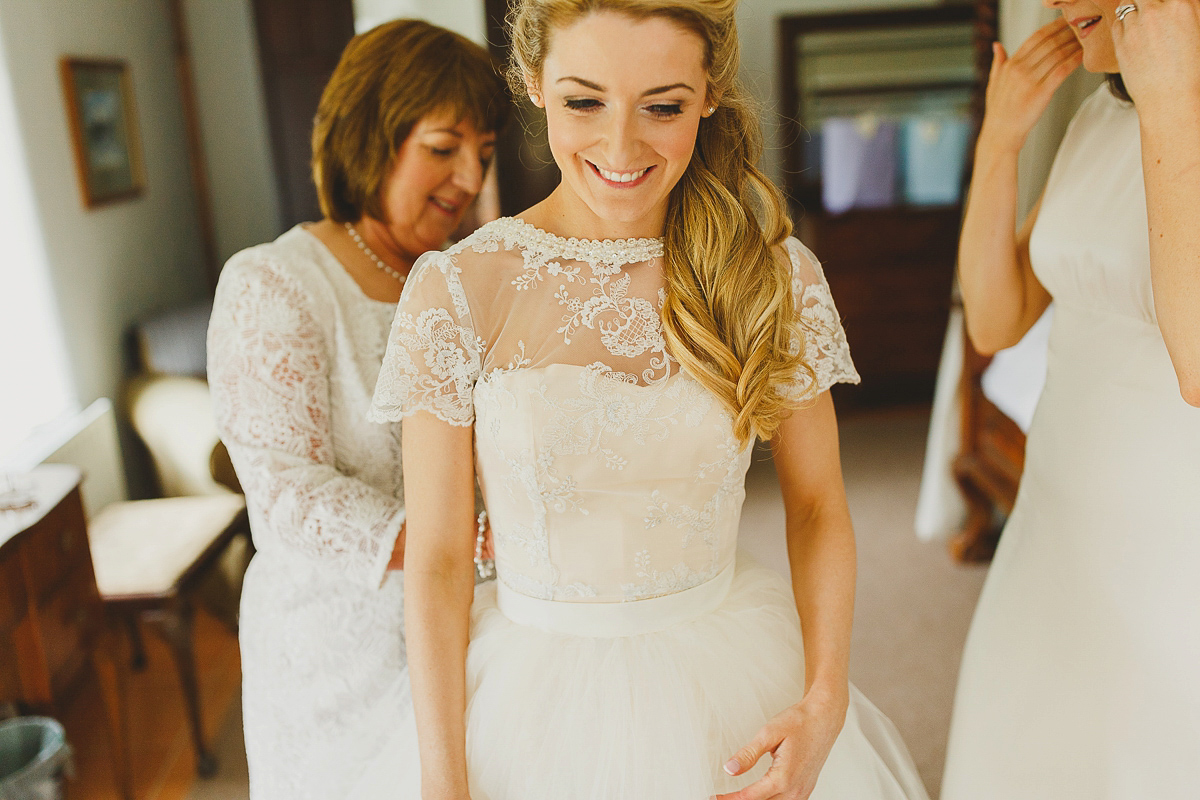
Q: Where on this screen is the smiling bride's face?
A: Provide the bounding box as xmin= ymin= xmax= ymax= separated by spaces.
xmin=533 ymin=11 xmax=710 ymax=238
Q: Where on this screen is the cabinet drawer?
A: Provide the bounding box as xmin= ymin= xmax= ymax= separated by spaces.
xmin=0 ymin=550 xmax=27 ymax=631
xmin=24 ymin=490 xmax=90 ymax=603
xmin=39 ymin=560 xmax=101 ymax=685
xmin=824 ymin=261 xmax=954 ymax=318
xmin=839 ymin=312 xmax=949 ymax=377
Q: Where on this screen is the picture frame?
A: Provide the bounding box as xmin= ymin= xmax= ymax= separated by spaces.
xmin=60 ymin=58 xmax=145 ymax=207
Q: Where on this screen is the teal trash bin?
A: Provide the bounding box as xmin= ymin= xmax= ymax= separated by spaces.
xmin=0 ymin=717 xmax=73 ymax=800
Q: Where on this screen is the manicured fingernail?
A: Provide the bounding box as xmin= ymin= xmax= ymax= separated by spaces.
xmin=724 ymin=759 xmax=739 ymax=775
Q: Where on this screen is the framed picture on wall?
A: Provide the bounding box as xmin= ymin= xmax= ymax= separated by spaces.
xmin=60 ymin=58 xmax=145 ymax=207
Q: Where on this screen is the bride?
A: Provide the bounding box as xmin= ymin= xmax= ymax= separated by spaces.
xmin=360 ymin=1 xmax=929 ymax=798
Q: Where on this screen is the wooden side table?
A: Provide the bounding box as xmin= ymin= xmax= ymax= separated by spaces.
xmin=0 ymin=464 xmax=132 ymax=800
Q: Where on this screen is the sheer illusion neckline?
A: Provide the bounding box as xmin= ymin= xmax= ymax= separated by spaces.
xmin=493 ymin=216 xmax=664 ymax=265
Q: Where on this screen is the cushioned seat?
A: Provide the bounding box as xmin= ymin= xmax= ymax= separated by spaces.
xmin=89 ymin=494 xmax=246 ymax=598
xmin=88 ymin=493 xmax=248 ymax=778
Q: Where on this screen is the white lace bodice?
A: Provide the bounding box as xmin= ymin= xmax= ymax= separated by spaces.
xmin=371 ymin=218 xmax=858 ymax=602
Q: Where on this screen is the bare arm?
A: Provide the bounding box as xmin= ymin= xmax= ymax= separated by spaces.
xmin=1140 ymin=114 xmax=1200 ymax=405
xmin=772 ymin=394 xmax=855 ymax=702
xmin=959 ymin=154 xmax=1052 ymax=354
xmin=402 ymin=413 xmax=478 ymax=800
xmin=718 ymin=393 xmax=855 ymax=800
xmin=958 ymin=21 xmax=1082 ymax=354
xmin=1112 ymin=0 xmax=1200 ymax=406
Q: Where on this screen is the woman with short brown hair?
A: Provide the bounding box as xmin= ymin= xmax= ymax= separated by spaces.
xmin=207 ymin=18 xmax=507 ymax=799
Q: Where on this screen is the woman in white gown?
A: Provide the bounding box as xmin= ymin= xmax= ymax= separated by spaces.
xmin=943 ymin=3 xmax=1200 ymax=798
xmin=359 ymin=2 xmax=930 ymax=798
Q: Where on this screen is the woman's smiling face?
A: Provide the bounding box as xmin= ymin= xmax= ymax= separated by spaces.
xmin=1046 ymin=0 xmax=1122 ymax=73
xmin=534 ymin=11 xmax=710 ymax=238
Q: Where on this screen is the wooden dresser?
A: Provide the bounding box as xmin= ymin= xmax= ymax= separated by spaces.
xmin=1 ymin=464 xmax=131 ymax=798
xmin=778 ymin=3 xmax=998 ymax=408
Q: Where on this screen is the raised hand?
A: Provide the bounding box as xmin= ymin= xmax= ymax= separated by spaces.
xmin=715 ymin=689 xmax=848 ymax=800
xmin=1111 ymin=0 xmax=1200 ymax=112
xmin=978 ymin=18 xmax=1084 ymax=154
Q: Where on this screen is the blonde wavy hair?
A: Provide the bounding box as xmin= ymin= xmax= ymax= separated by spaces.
xmin=508 ymin=0 xmax=816 ymax=442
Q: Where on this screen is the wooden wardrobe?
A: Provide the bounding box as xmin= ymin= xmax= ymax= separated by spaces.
xmin=777 ymin=1 xmax=999 ymax=410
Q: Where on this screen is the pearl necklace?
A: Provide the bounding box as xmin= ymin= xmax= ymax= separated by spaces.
xmin=345 ymin=222 xmax=406 ymax=285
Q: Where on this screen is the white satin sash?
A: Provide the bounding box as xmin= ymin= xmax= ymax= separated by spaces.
xmin=495 ymin=564 xmax=735 ymax=638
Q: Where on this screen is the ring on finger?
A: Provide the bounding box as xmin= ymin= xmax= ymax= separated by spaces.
xmin=1115 ymin=4 xmax=1137 ymax=21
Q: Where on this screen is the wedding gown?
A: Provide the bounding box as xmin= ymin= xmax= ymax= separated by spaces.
xmin=359 ymin=217 xmax=929 ymax=799
xmin=941 ymin=87 xmax=1200 ymax=798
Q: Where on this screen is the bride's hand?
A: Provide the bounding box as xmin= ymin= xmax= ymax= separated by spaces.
xmin=977 ymin=18 xmax=1083 ymax=155
xmin=715 ymin=686 xmax=849 ymax=800
xmin=1111 ymin=0 xmax=1200 ymax=112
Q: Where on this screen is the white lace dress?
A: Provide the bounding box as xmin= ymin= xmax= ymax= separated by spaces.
xmin=207 ymin=226 xmax=407 ymax=799
xmin=353 ymin=218 xmax=930 ymax=800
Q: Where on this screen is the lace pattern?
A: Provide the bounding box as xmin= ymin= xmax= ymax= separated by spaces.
xmin=208 ymin=228 xmax=407 ymax=797
xmin=371 ymin=219 xmax=857 ymax=603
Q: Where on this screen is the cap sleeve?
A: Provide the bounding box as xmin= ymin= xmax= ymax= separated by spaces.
xmin=370 ymin=250 xmax=483 ymax=426
xmin=782 ymin=237 xmax=860 ymax=400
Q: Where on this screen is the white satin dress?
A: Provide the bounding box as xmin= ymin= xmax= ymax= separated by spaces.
xmin=356 ymin=218 xmax=930 ymax=800
xmin=941 ymin=87 xmax=1200 ymax=798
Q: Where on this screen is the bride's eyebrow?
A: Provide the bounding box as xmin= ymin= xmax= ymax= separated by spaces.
xmin=557 ymin=76 xmax=695 ymax=97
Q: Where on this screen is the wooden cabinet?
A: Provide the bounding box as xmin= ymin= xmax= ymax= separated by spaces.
xmin=798 ymin=205 xmax=962 ymax=406
xmin=0 ymin=465 xmax=131 ymax=798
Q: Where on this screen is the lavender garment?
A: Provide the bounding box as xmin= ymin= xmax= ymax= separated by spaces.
xmin=821 ymin=116 xmax=897 ymax=214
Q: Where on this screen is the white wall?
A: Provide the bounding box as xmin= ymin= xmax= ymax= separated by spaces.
xmin=184 ymin=0 xmax=282 ymax=263
xmin=0 ymin=17 xmax=75 ymax=455
xmin=0 ymin=0 xmax=208 ymax=414
xmin=354 ymin=0 xmax=488 ymax=44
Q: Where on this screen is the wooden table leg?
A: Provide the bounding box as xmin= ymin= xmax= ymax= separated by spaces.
xmin=91 ymin=622 xmax=134 ymax=800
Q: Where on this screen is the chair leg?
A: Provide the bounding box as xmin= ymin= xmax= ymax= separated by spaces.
xmin=144 ymin=598 xmax=218 ymax=778
xmin=124 ymin=614 xmax=147 ymax=671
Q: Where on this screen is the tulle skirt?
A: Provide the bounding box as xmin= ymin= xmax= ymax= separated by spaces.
xmin=351 ymin=556 xmax=929 ymax=800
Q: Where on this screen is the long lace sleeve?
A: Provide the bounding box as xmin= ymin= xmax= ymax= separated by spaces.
xmin=782 ymin=237 xmax=861 ymax=401
xmin=208 ymin=253 xmax=404 ymax=588
xmin=370 ymin=250 xmax=483 ymax=426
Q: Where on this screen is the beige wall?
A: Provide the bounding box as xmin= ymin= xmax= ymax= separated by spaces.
xmin=184 ymin=0 xmax=282 ymax=263
xmin=354 ymin=0 xmax=488 ymax=43
xmin=0 ymin=0 xmax=209 ymax=413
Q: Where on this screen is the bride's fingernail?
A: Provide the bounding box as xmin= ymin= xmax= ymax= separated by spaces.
xmin=723 ymin=759 xmax=739 ymax=775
